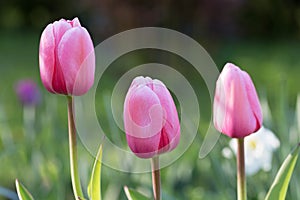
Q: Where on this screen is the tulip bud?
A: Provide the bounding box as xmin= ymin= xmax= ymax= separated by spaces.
xmin=39 ymin=17 xmax=95 ymax=96
xmin=213 ymin=63 xmax=262 ymax=138
xmin=123 ymin=76 xmax=180 ymax=158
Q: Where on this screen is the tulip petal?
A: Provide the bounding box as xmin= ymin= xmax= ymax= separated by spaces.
xmin=124 ymin=85 xmax=165 ymax=157
xmin=71 ymin=17 xmax=81 ymax=27
xmin=58 ymin=27 xmax=95 ymax=95
xmin=129 ymin=85 xmax=160 ymax=126
xmin=125 ymin=85 xmax=164 ymax=138
xmin=126 ymin=134 xmax=161 ymax=158
xmin=226 ymin=67 xmax=254 ymax=137
xmin=152 ymin=79 xmax=180 ymax=151
xmin=52 ymin=20 xmax=72 ymax=46
xmin=213 ymin=75 xmax=226 ymax=134
xmin=48 ymin=20 xmax=75 ymax=94
xmin=242 ymin=71 xmax=263 ymax=131
xmin=39 ymin=23 xmax=55 ymax=93
xmin=130 ymin=76 xmax=152 ymax=88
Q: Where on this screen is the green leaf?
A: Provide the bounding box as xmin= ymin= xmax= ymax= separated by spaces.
xmin=123 ymin=186 xmax=151 ymax=200
xmin=87 ymin=145 xmax=102 ymax=200
xmin=15 ymin=179 xmax=34 ymax=200
xmin=265 ymin=144 xmax=300 ymax=200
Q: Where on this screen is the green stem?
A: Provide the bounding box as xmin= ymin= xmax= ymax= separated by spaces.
xmin=151 ymin=156 xmax=161 ymax=200
xmin=67 ymin=96 xmax=84 ymax=200
xmin=237 ymin=138 xmax=247 ymax=200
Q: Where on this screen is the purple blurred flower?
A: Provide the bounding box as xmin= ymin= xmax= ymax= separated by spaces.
xmin=15 ymin=80 xmax=41 ymax=106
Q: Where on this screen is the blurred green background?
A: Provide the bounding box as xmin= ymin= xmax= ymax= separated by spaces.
xmin=0 ymin=0 xmax=300 ymax=199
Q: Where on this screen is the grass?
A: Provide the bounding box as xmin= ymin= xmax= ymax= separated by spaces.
xmin=0 ymin=31 xmax=299 ymax=199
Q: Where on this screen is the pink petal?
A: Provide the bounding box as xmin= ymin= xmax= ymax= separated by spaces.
xmin=51 ymin=60 xmax=68 ymax=94
xmin=71 ymin=17 xmax=81 ymax=27
xmin=52 ymin=20 xmax=72 ymax=46
xmin=213 ymin=74 xmax=226 ymax=134
xmin=126 ymin=134 xmax=161 ymax=158
xmin=130 ymin=76 xmax=152 ymax=88
xmin=57 ymin=27 xmax=95 ymax=95
xmin=48 ymin=20 xmax=74 ymax=94
xmin=152 ymin=79 xmax=180 ymax=151
xmin=124 ymin=85 xmax=165 ymax=157
xmin=39 ymin=23 xmax=55 ymax=93
xmin=125 ymin=85 xmax=164 ymax=138
xmin=242 ymin=71 xmax=263 ymax=131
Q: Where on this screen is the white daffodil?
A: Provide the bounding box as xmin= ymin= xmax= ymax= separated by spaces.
xmin=225 ymin=126 xmax=280 ymax=176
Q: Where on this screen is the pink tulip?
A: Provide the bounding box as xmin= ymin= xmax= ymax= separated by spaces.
xmin=213 ymin=63 xmax=262 ymax=138
xmin=39 ymin=17 xmax=95 ymax=96
xmin=124 ymin=76 xmax=180 ymax=159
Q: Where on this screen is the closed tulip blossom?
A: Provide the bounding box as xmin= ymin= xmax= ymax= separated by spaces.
xmin=124 ymin=76 xmax=180 ymax=159
xmin=214 ymin=63 xmax=263 ymax=200
xmin=213 ymin=63 xmax=263 ymax=138
xmin=39 ymin=17 xmax=95 ymax=96
xmin=38 ymin=17 xmax=95 ymax=199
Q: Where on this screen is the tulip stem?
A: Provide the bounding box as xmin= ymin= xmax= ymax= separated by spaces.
xmin=151 ymin=156 xmax=161 ymax=200
xmin=237 ymin=138 xmax=247 ymax=200
xmin=67 ymin=96 xmax=84 ymax=200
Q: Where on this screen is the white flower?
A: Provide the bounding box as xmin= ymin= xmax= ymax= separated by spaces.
xmin=227 ymin=126 xmax=280 ymax=176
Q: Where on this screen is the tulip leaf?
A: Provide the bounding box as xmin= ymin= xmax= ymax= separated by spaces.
xmin=15 ymin=179 xmax=34 ymax=200
xmin=265 ymin=144 xmax=300 ymax=200
xmin=124 ymin=186 xmax=151 ymax=200
xmin=87 ymin=145 xmax=102 ymax=200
